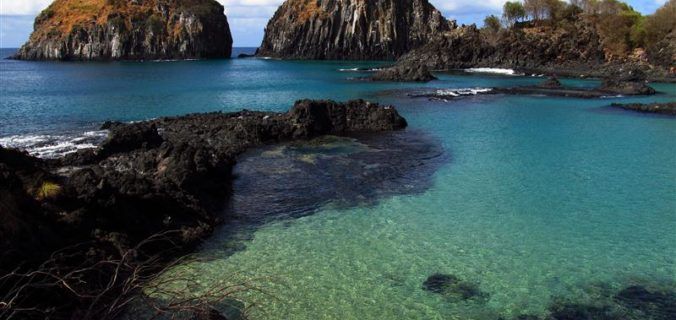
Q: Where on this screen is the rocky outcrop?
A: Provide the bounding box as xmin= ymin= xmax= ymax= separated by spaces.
xmin=539 ymin=76 xmax=562 ymax=89
xmin=0 ymin=99 xmax=406 ymax=319
xmin=393 ymin=20 xmax=673 ymax=81
xmin=13 ymin=0 xmax=233 ymax=61
xmin=257 ymin=0 xmax=453 ymax=60
xmin=396 ymin=21 xmax=606 ymax=73
xmin=598 ymin=68 xmax=657 ymax=95
xmin=408 ymin=71 xmax=657 ymax=100
xmin=611 ymin=102 xmax=676 ymax=115
xmin=371 ymin=63 xmax=437 ymax=82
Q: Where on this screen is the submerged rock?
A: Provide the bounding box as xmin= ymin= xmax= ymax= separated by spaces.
xmin=13 ymin=0 xmax=233 ymax=61
xmin=257 ymin=0 xmax=452 ymax=60
xmin=228 ymin=132 xmax=444 ymax=223
xmin=371 ymin=63 xmax=437 ymax=82
xmin=614 ymin=285 xmax=676 ymax=320
xmin=422 ymin=273 xmax=487 ymax=301
xmin=610 ymin=102 xmax=676 ymax=116
xmin=547 ymin=303 xmax=620 ymax=320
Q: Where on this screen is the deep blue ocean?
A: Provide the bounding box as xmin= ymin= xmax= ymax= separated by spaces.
xmin=1 ymin=47 xmax=675 ymax=319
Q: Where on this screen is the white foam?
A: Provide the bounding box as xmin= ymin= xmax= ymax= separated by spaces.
xmin=465 ymin=68 xmax=520 ymax=76
xmin=435 ymin=87 xmax=493 ymax=97
xmin=338 ymin=67 xmax=382 ymax=72
xmin=0 ymin=130 xmax=108 ymax=159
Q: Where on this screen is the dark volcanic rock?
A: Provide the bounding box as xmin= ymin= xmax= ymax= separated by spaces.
xmin=0 ymin=99 xmax=407 ymax=318
xmin=100 ymin=123 xmax=163 ymax=156
xmin=599 ymin=68 xmax=657 ymax=95
xmin=257 ymin=0 xmax=453 ymax=60
xmin=13 ymin=0 xmax=233 ymax=61
xmin=0 ymin=148 xmax=59 ymax=267
xmin=610 ymin=102 xmax=676 ymax=115
xmin=539 ymin=77 xmax=563 ymax=89
xmin=614 ymin=285 xmax=676 ymax=319
xmin=422 ymin=273 xmax=487 ymax=301
xmin=371 ymin=63 xmax=437 ymax=82
xmin=396 ymin=22 xmax=606 ymax=72
xmin=227 ymin=132 xmax=445 ymax=224
xmin=393 ymin=20 xmax=673 ymax=81
xmin=547 ymin=303 xmax=620 ymax=320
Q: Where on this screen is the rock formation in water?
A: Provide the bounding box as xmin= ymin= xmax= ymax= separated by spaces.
xmin=13 ymin=0 xmax=233 ymax=61
xmin=371 ymin=63 xmax=437 ymax=82
xmin=422 ymin=273 xmax=487 ymax=302
xmin=611 ymin=102 xmax=676 ymax=115
xmin=539 ymin=76 xmax=563 ymax=89
xmin=257 ymin=0 xmax=453 ymax=60
xmin=0 ymin=99 xmax=406 ymax=319
xmin=598 ymin=68 xmax=657 ymax=95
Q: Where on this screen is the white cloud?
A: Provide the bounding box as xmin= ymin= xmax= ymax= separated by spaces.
xmin=431 ymin=0 xmax=504 ymax=12
xmin=0 ymin=0 xmax=53 ymax=15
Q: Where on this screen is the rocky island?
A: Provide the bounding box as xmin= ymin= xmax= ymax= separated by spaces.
xmin=0 ymin=100 xmax=406 ymax=318
xmin=12 ymin=0 xmax=233 ymax=61
xmin=256 ymin=0 xmax=452 ymax=60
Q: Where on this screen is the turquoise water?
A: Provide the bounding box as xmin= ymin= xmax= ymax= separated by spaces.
xmin=1 ymin=48 xmax=675 ymax=319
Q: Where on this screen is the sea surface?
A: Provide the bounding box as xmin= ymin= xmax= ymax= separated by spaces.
xmin=1 ymin=48 xmax=675 ymax=319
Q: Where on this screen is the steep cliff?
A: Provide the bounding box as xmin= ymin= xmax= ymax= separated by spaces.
xmin=13 ymin=0 xmax=233 ymax=61
xmin=257 ymin=0 xmax=453 ymax=60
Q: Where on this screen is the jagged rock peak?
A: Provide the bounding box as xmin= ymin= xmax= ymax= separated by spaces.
xmin=13 ymin=0 xmax=233 ymax=61
xmin=257 ymin=0 xmax=454 ymax=60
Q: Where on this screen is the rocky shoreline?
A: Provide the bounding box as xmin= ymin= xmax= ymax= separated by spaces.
xmin=408 ymin=72 xmax=658 ymax=101
xmin=0 ymin=99 xmax=407 ymax=319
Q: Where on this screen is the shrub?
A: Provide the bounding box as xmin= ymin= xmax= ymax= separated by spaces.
xmin=484 ymin=15 xmax=502 ymax=33
xmin=503 ymin=1 xmax=526 ymax=25
xmin=35 ymin=181 xmax=61 ymax=200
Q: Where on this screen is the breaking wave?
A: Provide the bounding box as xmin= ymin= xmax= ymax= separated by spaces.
xmin=464 ymin=68 xmax=522 ymax=76
xmin=0 ymin=130 xmax=108 ymax=159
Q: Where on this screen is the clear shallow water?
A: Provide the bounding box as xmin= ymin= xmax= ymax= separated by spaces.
xmin=1 ymin=48 xmax=675 ymax=319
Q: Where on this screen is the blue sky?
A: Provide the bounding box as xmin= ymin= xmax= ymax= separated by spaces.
xmin=0 ymin=0 xmax=669 ymax=48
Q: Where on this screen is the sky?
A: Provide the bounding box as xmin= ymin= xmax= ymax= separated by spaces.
xmin=0 ymin=0 xmax=669 ymax=48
